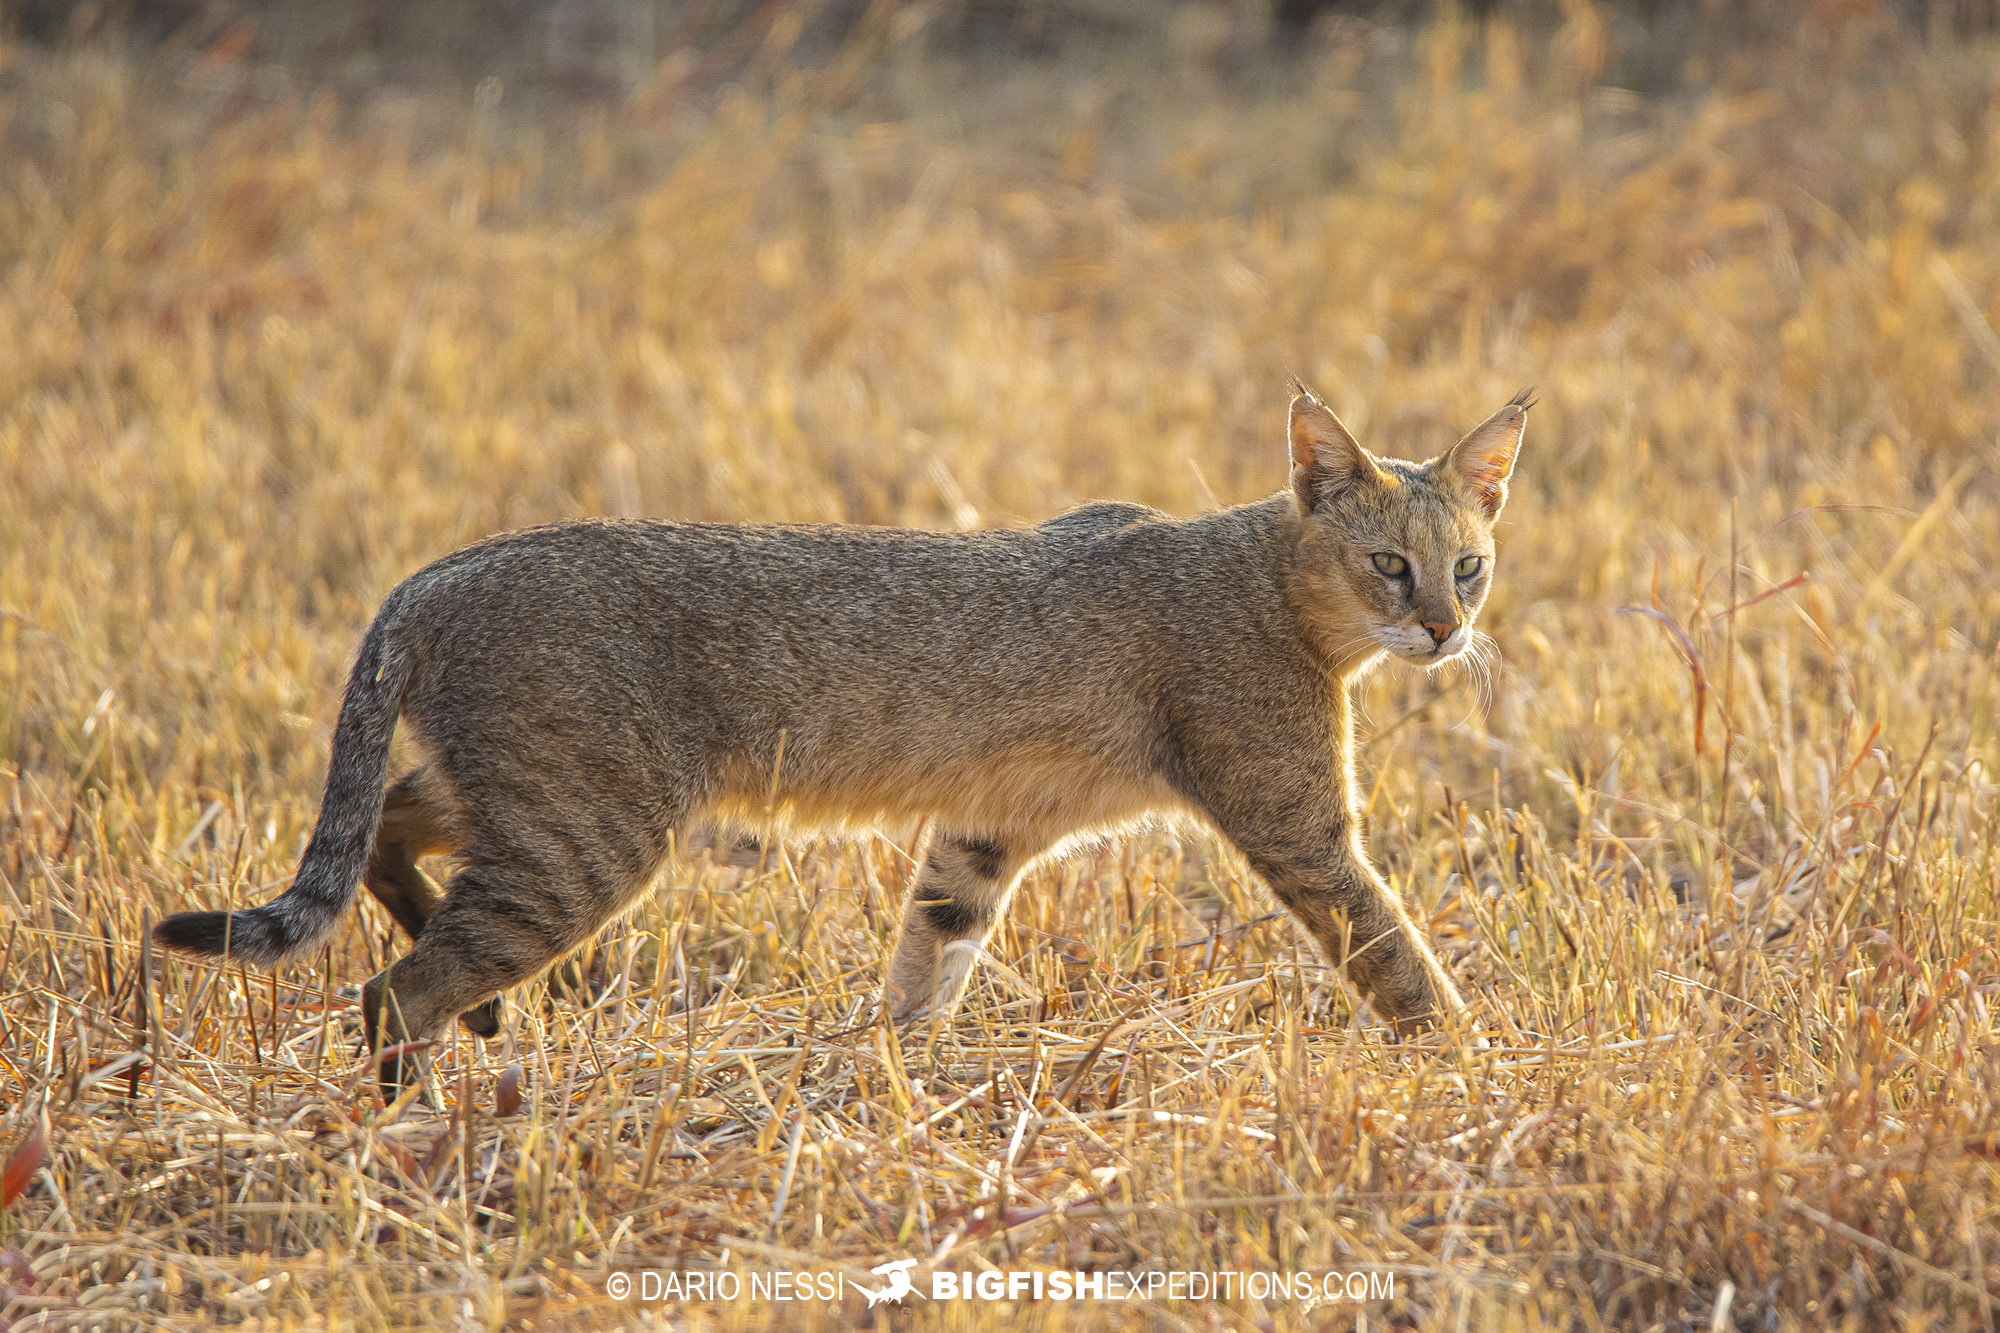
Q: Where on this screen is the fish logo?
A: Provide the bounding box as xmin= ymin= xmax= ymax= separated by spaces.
xmin=857 ymin=1259 xmax=919 ymax=1307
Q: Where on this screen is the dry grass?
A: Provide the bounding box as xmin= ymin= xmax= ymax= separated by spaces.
xmin=3 ymin=6 xmax=2000 ymax=1329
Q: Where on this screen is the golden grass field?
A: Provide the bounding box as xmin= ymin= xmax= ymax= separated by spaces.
xmin=2 ymin=4 xmax=1999 ymax=1328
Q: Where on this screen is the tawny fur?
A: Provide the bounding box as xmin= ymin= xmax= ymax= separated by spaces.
xmin=155 ymin=388 xmax=1532 ymax=1090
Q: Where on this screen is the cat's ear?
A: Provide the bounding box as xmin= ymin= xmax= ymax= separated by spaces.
xmin=1289 ymin=381 xmax=1386 ymax=514
xmin=1439 ymin=388 xmax=1534 ymax=519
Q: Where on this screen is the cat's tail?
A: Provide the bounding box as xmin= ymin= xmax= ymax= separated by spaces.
xmin=154 ymin=605 xmax=413 ymax=967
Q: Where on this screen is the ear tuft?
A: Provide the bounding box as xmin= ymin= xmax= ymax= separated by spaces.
xmin=1440 ymin=391 xmax=1532 ymax=519
xmin=1287 ymin=380 xmax=1384 ymax=514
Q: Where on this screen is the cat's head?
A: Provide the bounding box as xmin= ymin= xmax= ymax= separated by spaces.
xmin=1284 ymin=382 xmax=1532 ymax=672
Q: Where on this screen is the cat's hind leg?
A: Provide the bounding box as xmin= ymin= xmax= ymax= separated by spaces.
xmin=358 ymin=754 xmax=696 ymax=1097
xmin=360 ymin=768 xmax=504 ymax=1037
xmin=363 ymin=769 xmax=461 ymax=935
xmin=360 ymin=836 xmax=667 ymax=1096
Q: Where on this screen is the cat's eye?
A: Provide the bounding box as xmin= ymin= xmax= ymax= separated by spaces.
xmin=1371 ymin=552 xmax=1409 ymax=579
xmin=1454 ymin=554 xmax=1484 ymax=579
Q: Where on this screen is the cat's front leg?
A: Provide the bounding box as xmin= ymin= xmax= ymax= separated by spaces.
xmin=1223 ymin=822 xmax=1467 ymax=1033
xmin=1316 ymin=847 xmax=1467 ymax=1033
xmin=882 ymin=830 xmax=1039 ymax=1022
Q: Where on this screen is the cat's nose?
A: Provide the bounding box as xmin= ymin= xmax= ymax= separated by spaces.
xmin=1423 ymin=620 xmax=1459 ymax=646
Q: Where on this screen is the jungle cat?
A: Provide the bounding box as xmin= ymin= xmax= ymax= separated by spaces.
xmin=156 ymin=385 xmax=1532 ymax=1088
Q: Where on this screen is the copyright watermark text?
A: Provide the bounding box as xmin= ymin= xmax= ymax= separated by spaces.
xmin=604 ymin=1264 xmax=1395 ymax=1307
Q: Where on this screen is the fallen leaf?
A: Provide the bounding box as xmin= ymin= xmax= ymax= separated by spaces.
xmin=1 ymin=1109 xmax=49 ymax=1208
xmin=496 ymin=1065 xmax=525 ymax=1118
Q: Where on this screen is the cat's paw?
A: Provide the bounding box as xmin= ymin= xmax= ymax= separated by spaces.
xmin=1369 ymin=982 xmax=1456 ymax=1039
xmin=1377 ymin=991 xmax=1490 ymax=1050
xmin=459 ymin=997 xmax=504 ymax=1038
xmin=1383 ymin=1006 xmax=1442 ymax=1039
xmin=881 ymin=981 xmax=931 ymax=1026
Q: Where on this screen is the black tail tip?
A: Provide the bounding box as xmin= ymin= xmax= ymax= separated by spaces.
xmin=154 ymin=910 xmax=243 ymax=959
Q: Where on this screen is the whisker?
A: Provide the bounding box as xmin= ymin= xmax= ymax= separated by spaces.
xmin=1465 ymin=631 xmax=1502 ymax=720
xmin=1443 ymin=644 xmax=1488 ymax=729
xmin=1426 ymin=631 xmax=1497 ymax=728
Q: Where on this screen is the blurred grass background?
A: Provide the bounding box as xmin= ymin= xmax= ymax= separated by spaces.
xmin=1 ymin=1 xmax=1998 ymax=1328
